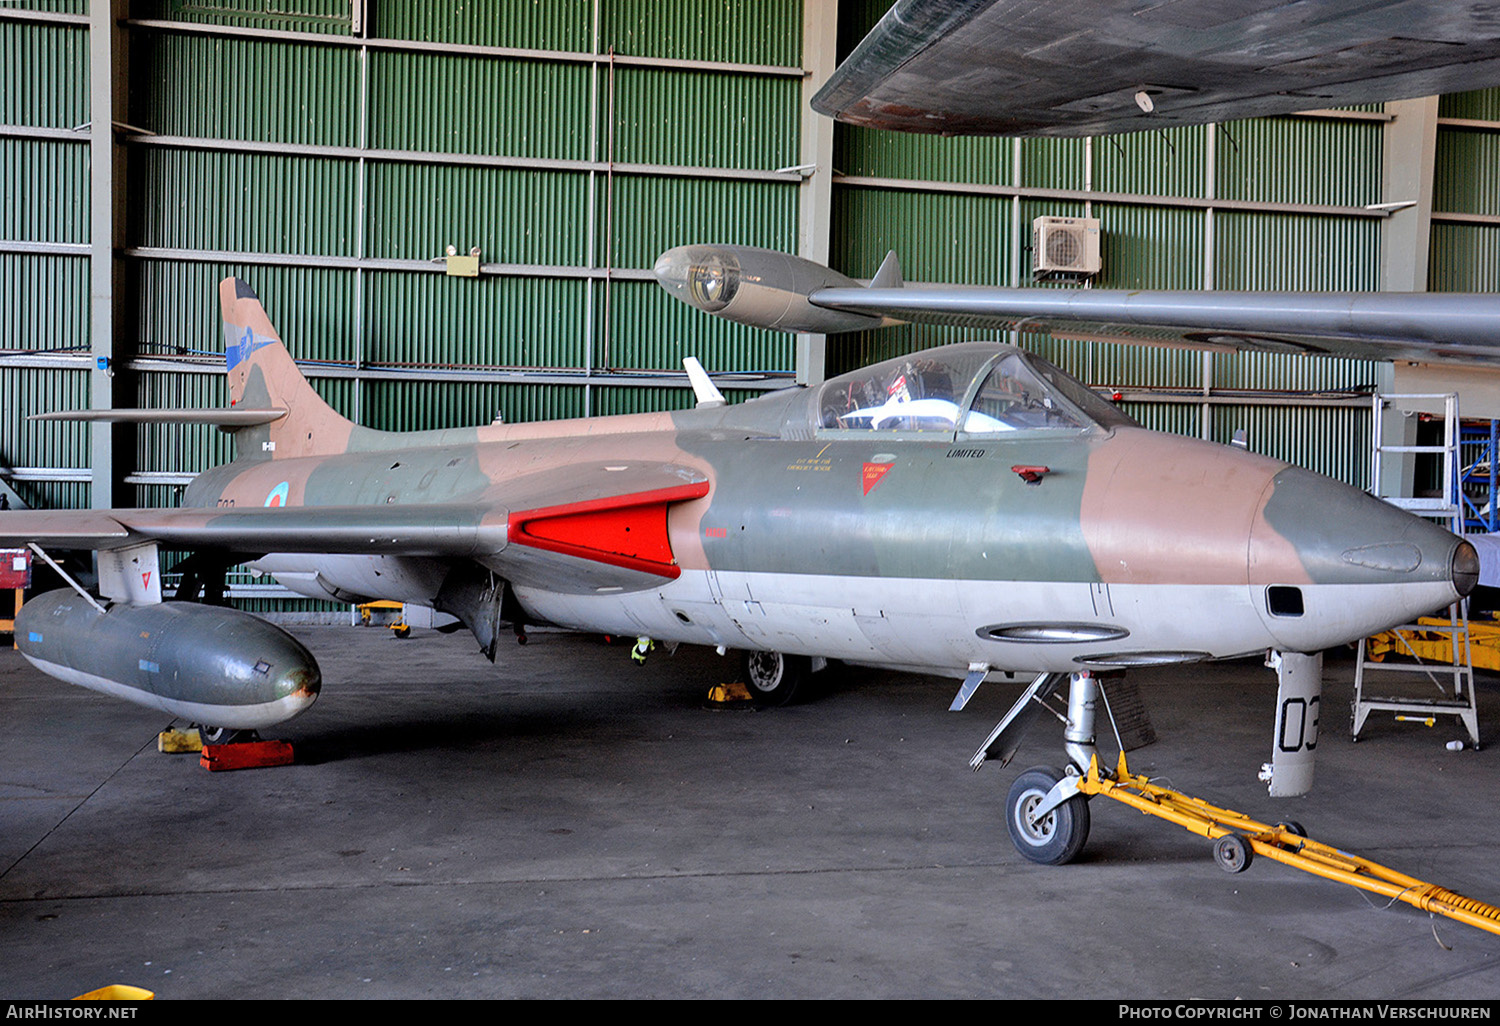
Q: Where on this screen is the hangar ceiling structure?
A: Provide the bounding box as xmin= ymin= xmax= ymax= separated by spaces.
xmin=2 ymin=0 xmax=1500 ymax=611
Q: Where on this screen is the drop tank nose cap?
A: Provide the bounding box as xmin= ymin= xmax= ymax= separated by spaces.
xmin=270 ymin=665 xmax=321 ymax=702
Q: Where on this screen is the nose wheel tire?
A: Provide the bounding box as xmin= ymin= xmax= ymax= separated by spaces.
xmin=1006 ymin=765 xmax=1091 ymax=865
xmin=742 ymin=651 xmax=810 ymax=708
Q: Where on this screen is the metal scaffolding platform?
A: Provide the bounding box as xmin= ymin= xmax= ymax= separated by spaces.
xmin=1354 ymin=393 xmax=1478 ymax=747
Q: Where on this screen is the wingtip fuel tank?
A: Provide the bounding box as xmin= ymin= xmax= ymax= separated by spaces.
xmin=653 ymin=244 xmax=897 ymax=334
xmin=16 ymin=592 xmax=321 ymax=731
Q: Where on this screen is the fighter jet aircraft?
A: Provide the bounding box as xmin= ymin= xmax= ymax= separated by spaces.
xmin=5 ymin=0 xmax=1496 ymax=869
xmin=0 ymin=276 xmax=1478 ymax=866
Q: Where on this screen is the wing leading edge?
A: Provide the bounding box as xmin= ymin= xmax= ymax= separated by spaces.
xmin=809 ymin=286 xmax=1500 ymax=367
xmin=0 ymin=505 xmax=509 ymax=557
xmin=0 ymin=461 xmax=711 ymax=593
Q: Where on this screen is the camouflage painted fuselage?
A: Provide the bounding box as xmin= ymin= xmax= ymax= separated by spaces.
xmin=182 ymin=340 xmax=1469 ymax=679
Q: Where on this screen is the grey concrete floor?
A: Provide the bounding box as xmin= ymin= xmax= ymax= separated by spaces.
xmin=2 ymin=625 xmax=1499 ymax=1000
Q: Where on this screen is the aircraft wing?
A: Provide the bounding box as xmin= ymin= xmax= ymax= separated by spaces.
xmin=0 ymin=460 xmax=711 ymax=593
xmin=654 ymin=244 xmax=1500 ymax=367
xmin=816 ymin=0 xmax=1500 ymax=136
xmin=807 ymin=285 xmax=1500 ymax=366
xmin=0 ymin=505 xmax=510 ymax=557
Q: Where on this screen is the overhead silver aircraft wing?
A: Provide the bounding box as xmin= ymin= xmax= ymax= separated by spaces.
xmin=808 ymin=284 xmax=1500 ymax=367
xmin=655 ymin=245 xmax=1500 ymax=367
xmin=816 ymin=0 xmax=1500 ymax=136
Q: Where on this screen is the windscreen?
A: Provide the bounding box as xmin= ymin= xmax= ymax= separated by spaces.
xmin=817 ymin=346 xmax=996 ymax=433
xmin=963 ymin=353 xmax=1086 ymax=432
xmin=961 ymin=351 xmax=1136 ymax=434
xmin=815 ymin=344 xmax=1133 ymax=436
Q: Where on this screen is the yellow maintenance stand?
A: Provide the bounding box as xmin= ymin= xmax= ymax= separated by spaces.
xmin=1368 ymin=613 xmax=1500 ymax=673
xmin=357 ymin=599 xmax=411 ymax=637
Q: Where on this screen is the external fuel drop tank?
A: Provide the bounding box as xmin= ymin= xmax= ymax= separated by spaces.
xmin=16 ymin=591 xmax=320 ymax=730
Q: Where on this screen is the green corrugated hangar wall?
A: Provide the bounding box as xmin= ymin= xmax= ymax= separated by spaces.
xmin=3 ymin=0 xmax=1499 ymax=607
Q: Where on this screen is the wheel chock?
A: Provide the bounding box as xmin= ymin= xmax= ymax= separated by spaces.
xmin=707 ymin=681 xmax=753 ymax=704
xmin=1078 ymin=752 xmax=1500 ymax=938
xmin=157 ymin=727 xmax=203 ymax=753
xmin=199 ymin=739 xmax=294 ymax=771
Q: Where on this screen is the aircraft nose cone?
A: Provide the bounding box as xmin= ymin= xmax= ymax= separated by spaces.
xmin=652 ymin=246 xmax=690 ymax=289
xmin=1256 ymin=466 xmax=1460 ymax=581
xmin=1453 ymin=538 xmax=1480 ymax=597
xmin=1255 ymin=466 xmax=1472 ymax=648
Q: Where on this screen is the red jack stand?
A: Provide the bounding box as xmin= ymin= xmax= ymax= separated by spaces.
xmin=199 ymin=740 xmax=294 ymax=771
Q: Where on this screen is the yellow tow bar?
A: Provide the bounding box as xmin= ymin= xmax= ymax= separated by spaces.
xmin=1077 ymin=752 xmax=1500 ymax=938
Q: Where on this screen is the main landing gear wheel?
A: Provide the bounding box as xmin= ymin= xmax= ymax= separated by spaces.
xmin=1006 ymin=765 xmax=1091 ymax=865
xmin=742 ymin=651 xmax=810 ymax=708
xmin=198 ymin=724 xmax=257 ymax=745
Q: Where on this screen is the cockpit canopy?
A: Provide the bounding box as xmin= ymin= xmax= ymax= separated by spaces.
xmin=814 ymin=342 xmax=1135 ymax=437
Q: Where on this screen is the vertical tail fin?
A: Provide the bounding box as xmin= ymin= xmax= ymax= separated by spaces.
xmin=220 ymin=277 xmax=357 ymax=460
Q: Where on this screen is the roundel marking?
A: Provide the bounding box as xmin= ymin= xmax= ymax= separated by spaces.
xmin=265 ymin=481 xmax=290 ymax=508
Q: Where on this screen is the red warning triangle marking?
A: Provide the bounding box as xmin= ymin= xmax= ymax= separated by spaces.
xmin=142 ymin=570 xmax=152 ymax=588
xmin=862 ymin=463 xmax=891 ymax=495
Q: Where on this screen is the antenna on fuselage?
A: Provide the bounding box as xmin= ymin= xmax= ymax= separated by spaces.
xmin=683 ymin=357 xmax=726 ymax=408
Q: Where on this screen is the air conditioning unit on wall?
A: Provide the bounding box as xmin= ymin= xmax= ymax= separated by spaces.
xmin=1032 ymin=216 xmax=1101 ymax=281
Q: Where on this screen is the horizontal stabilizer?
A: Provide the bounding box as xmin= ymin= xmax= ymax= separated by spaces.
xmin=30 ymin=408 xmax=287 ymax=427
